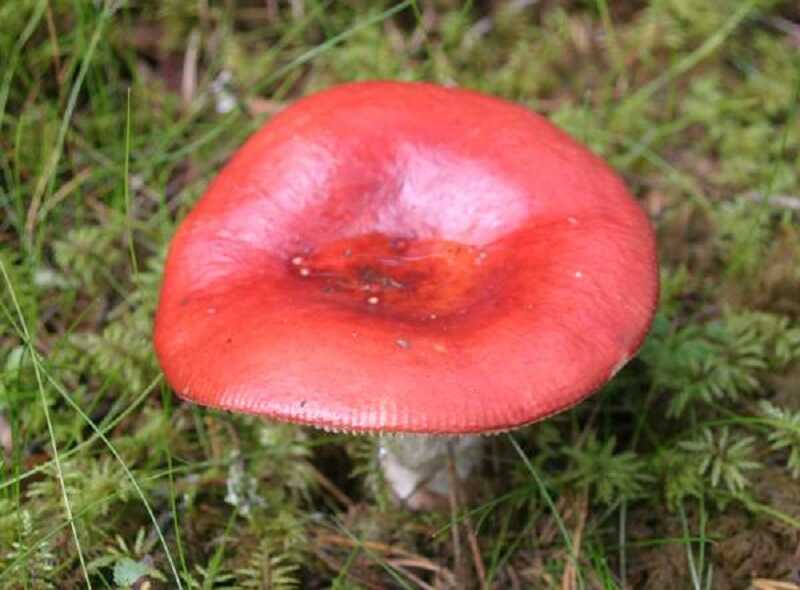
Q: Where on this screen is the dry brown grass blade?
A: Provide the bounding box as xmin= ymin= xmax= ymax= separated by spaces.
xmin=385 ymin=560 xmax=438 ymax=590
xmin=310 ymin=544 xmax=386 ymax=590
xmin=181 ymin=29 xmax=201 ymax=107
xmin=312 ymin=529 xmax=456 ymax=588
xmin=751 ymin=580 xmax=800 ymax=590
xmin=561 ymin=491 xmax=589 ymax=590
xmin=44 ymin=2 xmax=63 ymax=84
xmin=446 ymin=441 xmax=488 ymax=589
xmin=308 ymin=464 xmax=355 ymax=509
xmin=313 ymin=530 xmax=448 ymax=568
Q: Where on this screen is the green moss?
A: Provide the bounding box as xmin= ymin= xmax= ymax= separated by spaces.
xmin=2 ymin=0 xmax=800 ymax=587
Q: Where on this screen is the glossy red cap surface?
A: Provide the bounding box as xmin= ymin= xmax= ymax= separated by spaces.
xmin=154 ymin=81 xmax=658 ymax=434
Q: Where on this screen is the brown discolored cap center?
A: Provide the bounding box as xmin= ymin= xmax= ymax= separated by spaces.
xmin=286 ymin=233 xmax=500 ymax=323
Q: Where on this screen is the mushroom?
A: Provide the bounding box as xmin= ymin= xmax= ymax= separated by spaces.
xmin=154 ymin=81 xmax=658 ymax=509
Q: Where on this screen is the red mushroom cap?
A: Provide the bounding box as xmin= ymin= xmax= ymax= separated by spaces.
xmin=154 ymin=81 xmax=658 ymax=434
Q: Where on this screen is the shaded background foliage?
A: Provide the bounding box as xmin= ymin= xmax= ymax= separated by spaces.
xmin=1 ymin=0 xmax=799 ymax=588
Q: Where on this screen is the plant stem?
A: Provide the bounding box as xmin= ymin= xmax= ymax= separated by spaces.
xmin=378 ymin=435 xmax=483 ymax=510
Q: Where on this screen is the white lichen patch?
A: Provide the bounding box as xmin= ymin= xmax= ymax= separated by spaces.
xmin=225 ymin=456 xmax=265 ymax=516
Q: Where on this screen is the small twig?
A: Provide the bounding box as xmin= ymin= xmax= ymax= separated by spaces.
xmin=560 ymin=491 xmax=589 ymax=590
xmin=44 ymin=2 xmax=63 ymax=85
xmin=446 ymin=442 xmax=466 ymax=586
xmin=751 ymin=580 xmax=800 ymax=590
xmin=385 ymin=557 xmax=446 ymax=575
xmin=446 ymin=441 xmax=488 ymax=589
xmin=308 ymin=465 xmax=355 ymax=509
xmin=182 ymin=29 xmax=201 ymax=106
xmin=385 ymin=560 xmax=438 ymax=590
xmin=464 ymin=514 xmax=487 ymax=588
xmin=745 ymin=191 xmax=800 ymax=211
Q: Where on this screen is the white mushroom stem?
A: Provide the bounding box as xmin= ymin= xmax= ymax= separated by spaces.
xmin=378 ymin=435 xmax=484 ymax=510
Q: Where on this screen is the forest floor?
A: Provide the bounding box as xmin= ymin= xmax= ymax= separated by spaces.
xmin=2 ymin=1 xmax=800 ymax=588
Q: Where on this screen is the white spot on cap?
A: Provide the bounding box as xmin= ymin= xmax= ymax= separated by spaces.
xmin=568 ymin=216 xmax=578 ymax=225
xmin=574 ymin=271 xmax=583 ymax=279
xmin=291 ymin=256 xmax=304 ymax=266
xmin=299 ymin=267 xmax=311 ymax=277
xmin=396 ymin=339 xmax=410 ymax=349
xmin=367 ymin=296 xmax=380 ymax=305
